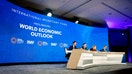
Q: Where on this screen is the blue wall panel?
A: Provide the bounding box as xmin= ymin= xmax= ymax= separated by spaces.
xmin=0 ymin=0 xmax=108 ymax=63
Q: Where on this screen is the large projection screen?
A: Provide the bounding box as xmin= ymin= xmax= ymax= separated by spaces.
xmin=0 ymin=0 xmax=109 ymax=63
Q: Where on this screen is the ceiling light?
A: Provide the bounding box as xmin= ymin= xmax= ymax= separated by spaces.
xmin=73 ymin=16 xmax=79 ymax=24
xmin=47 ymin=12 xmax=52 ymax=17
xmin=44 ymin=8 xmax=53 ymax=17
xmin=75 ymin=20 xmax=79 ymax=24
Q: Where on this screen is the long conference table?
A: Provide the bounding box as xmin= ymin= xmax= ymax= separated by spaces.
xmin=66 ymin=49 xmax=126 ymax=69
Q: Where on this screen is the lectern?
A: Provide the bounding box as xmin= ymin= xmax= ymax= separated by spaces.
xmin=66 ymin=49 xmax=125 ymax=69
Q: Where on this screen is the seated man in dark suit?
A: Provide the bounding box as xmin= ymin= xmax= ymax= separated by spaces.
xmin=100 ymin=45 xmax=107 ymax=52
xmin=65 ymin=41 xmax=77 ymax=59
xmin=68 ymin=41 xmax=77 ymax=50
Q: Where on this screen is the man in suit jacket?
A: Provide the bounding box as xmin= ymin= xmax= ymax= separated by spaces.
xmin=65 ymin=41 xmax=77 ymax=59
xmin=68 ymin=41 xmax=77 ymax=50
xmin=100 ymin=45 xmax=107 ymax=52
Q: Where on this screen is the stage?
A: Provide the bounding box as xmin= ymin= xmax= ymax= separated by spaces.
xmin=0 ymin=63 xmax=132 ymax=74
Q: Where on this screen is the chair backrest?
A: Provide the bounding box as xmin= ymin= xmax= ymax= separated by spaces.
xmin=64 ymin=48 xmax=72 ymax=54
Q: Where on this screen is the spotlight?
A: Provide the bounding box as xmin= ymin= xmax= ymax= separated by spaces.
xmin=44 ymin=8 xmax=53 ymax=17
xmin=75 ymin=20 xmax=79 ymax=24
xmin=47 ymin=12 xmax=52 ymax=17
xmin=73 ymin=16 xmax=79 ymax=24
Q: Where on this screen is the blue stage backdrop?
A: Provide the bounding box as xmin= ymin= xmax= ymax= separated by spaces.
xmin=0 ymin=0 xmax=109 ymax=63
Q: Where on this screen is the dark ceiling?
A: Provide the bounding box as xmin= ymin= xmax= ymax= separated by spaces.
xmin=8 ymin=0 xmax=132 ymax=28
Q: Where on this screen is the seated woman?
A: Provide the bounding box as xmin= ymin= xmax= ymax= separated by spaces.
xmin=90 ymin=45 xmax=96 ymax=51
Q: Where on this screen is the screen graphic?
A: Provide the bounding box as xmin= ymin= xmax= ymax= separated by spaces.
xmin=0 ymin=0 xmax=109 ymax=63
